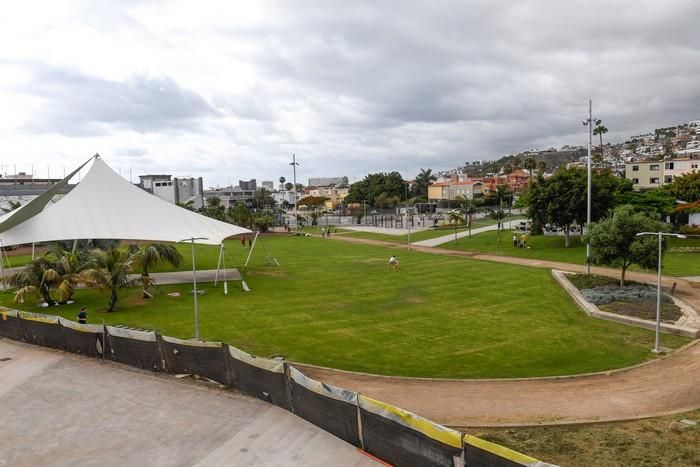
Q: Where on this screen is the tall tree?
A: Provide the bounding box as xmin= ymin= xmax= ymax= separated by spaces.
xmin=663 ymin=172 xmax=700 ymax=202
xmin=523 ymin=157 xmax=537 ymax=183
xmin=586 ymin=205 xmax=667 ymax=286
xmin=414 ymin=168 xmax=438 ymax=199
xmin=81 ymin=248 xmax=141 ymax=312
xmin=447 ymin=209 xmax=462 ymax=244
xmin=456 ymin=195 xmax=481 ymax=237
xmin=593 ymin=124 xmax=608 ymax=162
xmin=345 ymin=172 xmax=407 ymax=206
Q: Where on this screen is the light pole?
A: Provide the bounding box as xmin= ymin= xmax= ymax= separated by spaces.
xmin=582 ymin=100 xmax=600 ymax=274
xmin=290 ymin=154 xmax=299 ymax=229
xmin=635 ymin=232 xmax=686 ymax=353
xmin=179 ymin=237 xmax=208 ymax=340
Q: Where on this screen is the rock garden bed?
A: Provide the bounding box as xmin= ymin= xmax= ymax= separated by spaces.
xmin=567 ymin=274 xmax=682 ymax=322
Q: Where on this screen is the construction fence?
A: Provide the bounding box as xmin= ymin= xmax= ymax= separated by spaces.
xmin=0 ymin=307 xmax=556 ymax=467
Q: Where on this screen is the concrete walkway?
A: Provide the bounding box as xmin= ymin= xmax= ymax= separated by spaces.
xmin=412 ymin=222 xmax=504 ymax=247
xmin=128 ymin=268 xmax=241 ymax=285
xmin=342 ymin=225 xmax=431 ymax=236
xmin=0 ymin=339 xmax=378 ymax=467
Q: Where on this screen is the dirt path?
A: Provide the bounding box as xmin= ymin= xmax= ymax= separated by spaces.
xmin=311 ymin=234 xmax=700 ymax=427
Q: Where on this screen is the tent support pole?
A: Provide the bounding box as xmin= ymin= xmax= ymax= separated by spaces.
xmin=214 ymin=243 xmax=224 ymax=287
xmin=71 ymin=239 xmax=78 ymax=254
xmin=244 ymin=232 xmax=259 ymax=269
xmin=31 ymin=243 xmax=35 ymax=260
xmin=190 ymin=239 xmax=200 ymax=341
xmin=222 ymin=245 xmax=228 ymax=295
xmin=0 ymin=240 xmax=4 ymax=291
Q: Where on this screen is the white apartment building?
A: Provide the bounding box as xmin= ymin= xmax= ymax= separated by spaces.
xmin=139 ymin=175 xmax=205 ymax=209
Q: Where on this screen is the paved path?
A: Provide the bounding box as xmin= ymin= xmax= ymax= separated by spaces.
xmin=412 ymin=222 xmax=503 ymax=247
xmin=319 ymin=233 xmax=700 ymax=427
xmin=129 ymin=268 xmax=241 ymax=285
xmin=0 ymin=339 xmax=378 ymax=467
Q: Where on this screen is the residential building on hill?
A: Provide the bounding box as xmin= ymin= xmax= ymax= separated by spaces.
xmin=308 ymin=176 xmax=348 ymax=187
xmin=625 ymin=157 xmax=699 ymax=190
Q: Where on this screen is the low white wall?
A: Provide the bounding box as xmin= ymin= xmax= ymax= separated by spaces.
xmin=552 ymin=270 xmax=699 ymax=339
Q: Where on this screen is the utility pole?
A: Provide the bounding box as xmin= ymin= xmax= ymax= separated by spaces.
xmin=583 ymin=100 xmax=599 ymax=274
xmin=290 ymin=154 xmax=299 ymax=229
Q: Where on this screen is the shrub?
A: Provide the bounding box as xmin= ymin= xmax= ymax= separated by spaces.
xmin=679 ymin=225 xmax=700 ymax=235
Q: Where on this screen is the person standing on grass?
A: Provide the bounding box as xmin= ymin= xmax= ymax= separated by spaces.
xmin=388 ymin=255 xmax=399 ymax=272
xmin=241 ymin=236 xmax=246 ymax=248
xmin=512 ymin=233 xmax=518 ymax=248
xmin=77 ymin=306 xmax=87 ymax=324
xmin=321 ymin=227 xmax=325 ymax=238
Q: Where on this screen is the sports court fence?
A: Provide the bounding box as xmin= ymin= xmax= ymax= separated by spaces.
xmin=0 ymin=307 xmax=556 ymax=467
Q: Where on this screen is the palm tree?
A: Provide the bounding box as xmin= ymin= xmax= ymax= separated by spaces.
xmin=3 ymin=248 xmax=91 ymax=304
xmin=414 ymin=168 xmax=437 ymax=198
xmin=447 ymin=209 xmax=462 ymax=244
xmin=82 ymin=248 xmax=141 ymax=312
xmin=488 ymin=207 xmax=506 ymax=242
xmin=3 ymin=257 xmax=57 ymax=305
xmin=593 ymin=124 xmax=608 ymax=163
xmin=536 ymin=160 xmax=547 ymax=176
xmin=456 ymin=195 xmax=480 ymax=238
xmin=130 ymin=243 xmax=183 ymax=298
xmin=523 ymin=157 xmax=537 ymax=184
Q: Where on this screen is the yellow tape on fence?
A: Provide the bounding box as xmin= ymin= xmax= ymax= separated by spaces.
xmin=18 ymin=311 xmax=59 ymax=324
xmin=359 ymin=395 xmax=462 ymax=449
xmin=464 ymin=434 xmax=543 ymax=465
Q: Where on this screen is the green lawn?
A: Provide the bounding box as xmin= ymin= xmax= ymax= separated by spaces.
xmin=341 ymin=216 xmax=526 ymax=244
xmin=1 ymin=236 xmax=688 ymax=378
xmin=442 ymin=231 xmax=700 ymax=277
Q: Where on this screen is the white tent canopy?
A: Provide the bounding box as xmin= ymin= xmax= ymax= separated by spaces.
xmin=0 ymin=156 xmax=251 ymax=247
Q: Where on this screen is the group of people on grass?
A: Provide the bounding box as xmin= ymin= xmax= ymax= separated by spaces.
xmin=513 ymin=232 xmax=529 ymax=248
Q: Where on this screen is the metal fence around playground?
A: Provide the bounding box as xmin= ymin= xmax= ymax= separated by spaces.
xmin=0 ymin=307 xmax=556 ymax=467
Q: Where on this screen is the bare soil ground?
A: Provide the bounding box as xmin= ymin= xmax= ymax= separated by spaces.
xmin=468 ymin=409 xmax=700 ymax=467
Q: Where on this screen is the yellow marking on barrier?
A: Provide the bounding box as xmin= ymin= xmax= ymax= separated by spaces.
xmin=464 ymin=434 xmax=540 ymax=464
xmin=359 ymin=395 xmax=462 ymax=449
xmin=18 ymin=312 xmax=58 ymax=324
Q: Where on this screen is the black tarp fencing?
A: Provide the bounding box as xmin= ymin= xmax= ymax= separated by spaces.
xmin=359 ymin=394 xmax=464 ymax=467
xmin=106 ymin=326 xmax=163 ymax=371
xmin=226 ymin=345 xmax=292 ymax=411
xmin=0 ymin=307 xmax=555 ymax=467
xmin=160 ymin=336 xmax=227 ymax=385
xmin=59 ymin=317 xmax=107 ymax=359
xmin=0 ymin=307 xmax=24 ymax=341
xmin=464 ymin=435 xmax=555 ymax=467
xmin=18 ymin=311 xmax=66 ymax=350
xmin=288 ymin=366 xmax=361 ymax=447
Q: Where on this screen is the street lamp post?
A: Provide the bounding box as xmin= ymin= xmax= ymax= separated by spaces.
xmin=635 ymin=231 xmax=686 ymax=353
xmin=179 ymin=237 xmax=208 ymax=340
xmin=290 ymin=154 xmax=299 ymax=229
xmin=582 ymin=100 xmax=600 ymax=274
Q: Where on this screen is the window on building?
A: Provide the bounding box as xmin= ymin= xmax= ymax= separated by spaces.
xmin=692 ymin=164 xmax=698 ymax=169
xmin=650 ymin=177 xmax=659 ymax=184
xmin=155 ymin=182 xmax=161 ymax=187
xmin=665 ymin=162 xmax=674 ymax=170
xmin=664 ymin=175 xmax=673 ymax=183
xmin=650 ymin=164 xmax=659 ymax=171
xmin=632 ymin=178 xmax=639 ymax=184
xmin=632 ymin=165 xmax=639 ymax=171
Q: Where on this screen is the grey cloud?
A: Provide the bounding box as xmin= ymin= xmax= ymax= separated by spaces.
xmin=21 ymin=64 xmax=218 ymax=136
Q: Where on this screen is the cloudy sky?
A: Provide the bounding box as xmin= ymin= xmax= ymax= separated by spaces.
xmin=1 ymin=1 xmax=699 ymax=186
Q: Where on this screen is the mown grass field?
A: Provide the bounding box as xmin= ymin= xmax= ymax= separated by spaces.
xmin=442 ymin=230 xmax=700 ymax=277
xmin=0 ymin=235 xmax=688 ymax=378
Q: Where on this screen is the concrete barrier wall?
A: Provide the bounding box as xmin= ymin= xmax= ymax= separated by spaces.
xmin=0 ymin=309 xmax=556 ymax=467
